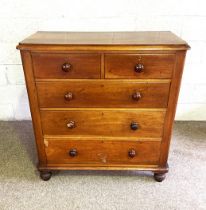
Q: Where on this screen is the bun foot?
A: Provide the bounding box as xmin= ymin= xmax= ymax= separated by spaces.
xmin=39 ymin=171 xmax=52 ymax=181
xmin=154 ymin=172 xmax=166 ymax=182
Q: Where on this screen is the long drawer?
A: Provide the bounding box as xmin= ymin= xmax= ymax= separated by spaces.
xmin=37 ymin=81 xmax=170 ymax=108
xmin=44 ymin=138 xmax=161 ymax=165
xmin=105 ymin=54 xmax=175 ymax=79
xmin=41 ymin=110 xmax=166 ymax=137
xmin=32 ymin=53 xmax=101 ymax=79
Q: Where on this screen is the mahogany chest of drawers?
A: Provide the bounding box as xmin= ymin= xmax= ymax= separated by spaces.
xmin=17 ymin=31 xmax=190 ymax=181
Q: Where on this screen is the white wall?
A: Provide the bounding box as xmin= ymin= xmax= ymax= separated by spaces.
xmin=0 ymin=0 xmax=206 ymax=120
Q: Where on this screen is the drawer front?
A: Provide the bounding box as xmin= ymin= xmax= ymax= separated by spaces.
xmin=37 ymin=81 xmax=170 ymax=108
xmin=105 ymin=54 xmax=175 ymax=79
xmin=32 ymin=53 xmax=101 ymax=79
xmin=45 ymin=139 xmax=161 ymax=165
xmin=41 ymin=110 xmax=165 ymax=137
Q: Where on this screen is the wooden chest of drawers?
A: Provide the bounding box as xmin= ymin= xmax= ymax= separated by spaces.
xmin=17 ymin=31 xmax=190 ymax=181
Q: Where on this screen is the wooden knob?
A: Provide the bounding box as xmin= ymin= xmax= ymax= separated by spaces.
xmin=130 ymin=122 xmax=139 ymax=130
xmin=64 ymin=92 xmax=73 ymax=101
xmin=62 ymin=63 xmax=72 ymax=72
xmin=128 ymin=149 xmax=136 ymax=158
xmin=67 ymin=121 xmax=75 ymax=129
xmin=132 ymin=92 xmax=141 ymax=101
xmin=134 ymin=63 xmax=144 ymax=73
xmin=69 ymin=148 xmax=78 ymax=157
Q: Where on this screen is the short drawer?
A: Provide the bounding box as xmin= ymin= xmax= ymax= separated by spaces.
xmin=41 ymin=110 xmax=166 ymax=137
xmin=37 ymin=81 xmax=170 ymax=108
xmin=32 ymin=53 xmax=101 ymax=79
xmin=105 ymin=54 xmax=175 ymax=79
xmin=45 ymin=139 xmax=161 ymax=165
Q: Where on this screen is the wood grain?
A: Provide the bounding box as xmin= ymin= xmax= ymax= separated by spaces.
xmin=32 ymin=53 xmax=101 ymax=79
xmin=159 ymin=51 xmax=187 ymax=167
xmin=40 ymin=110 xmax=166 ymax=137
xmin=44 ymin=138 xmax=161 ymax=165
xmin=20 ymin=51 xmax=47 ymax=166
xmin=39 ymin=164 xmax=168 ymax=172
xmin=105 ymin=54 xmax=175 ymax=79
xmin=36 ymin=80 xmax=170 ymax=108
xmin=17 ymin=31 xmax=190 ymax=50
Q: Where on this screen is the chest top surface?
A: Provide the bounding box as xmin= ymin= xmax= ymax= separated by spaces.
xmin=17 ymin=31 xmax=190 ymax=50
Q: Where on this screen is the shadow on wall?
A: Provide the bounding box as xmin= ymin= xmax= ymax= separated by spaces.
xmin=13 ymin=74 xmax=31 ymax=120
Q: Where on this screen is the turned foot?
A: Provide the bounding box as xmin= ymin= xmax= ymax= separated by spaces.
xmin=154 ymin=172 xmax=166 ymax=182
xmin=39 ymin=171 xmax=52 ymax=181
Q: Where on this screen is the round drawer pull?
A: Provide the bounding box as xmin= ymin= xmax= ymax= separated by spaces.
xmin=130 ymin=122 xmax=139 ymax=130
xmin=69 ymin=148 xmax=78 ymax=157
xmin=128 ymin=148 xmax=136 ymax=158
xmin=132 ymin=92 xmax=141 ymax=101
xmin=64 ymin=92 xmax=73 ymax=101
xmin=67 ymin=120 xmax=76 ymax=129
xmin=134 ymin=63 xmax=144 ymax=73
xmin=62 ymin=63 xmax=72 ymax=72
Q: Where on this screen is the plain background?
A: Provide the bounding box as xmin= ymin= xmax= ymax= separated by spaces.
xmin=0 ymin=0 xmax=206 ymax=120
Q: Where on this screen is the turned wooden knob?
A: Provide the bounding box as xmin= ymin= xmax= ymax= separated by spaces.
xmin=134 ymin=63 xmax=144 ymax=73
xmin=64 ymin=92 xmax=73 ymax=101
xmin=130 ymin=122 xmax=139 ymax=130
xmin=132 ymin=92 xmax=141 ymax=101
xmin=128 ymin=149 xmax=136 ymax=158
xmin=69 ymin=148 xmax=78 ymax=157
xmin=67 ymin=120 xmax=75 ymax=129
xmin=62 ymin=63 xmax=72 ymax=72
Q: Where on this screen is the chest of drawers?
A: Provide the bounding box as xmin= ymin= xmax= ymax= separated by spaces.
xmin=17 ymin=31 xmax=190 ymax=181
